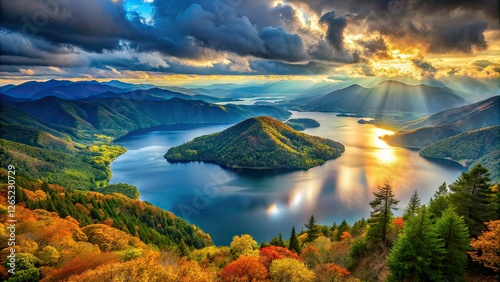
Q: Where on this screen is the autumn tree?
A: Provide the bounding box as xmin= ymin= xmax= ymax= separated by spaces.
xmin=230 ymin=234 xmax=258 ymax=259
xmin=403 ymin=190 xmax=421 ymax=220
xmin=315 ymin=263 xmax=350 ymax=282
xmin=435 ymin=208 xmax=469 ymax=281
xmin=387 ymin=206 xmax=445 ymax=282
xmin=469 ymin=220 xmax=500 ymax=272
xmin=367 ymin=180 xmax=399 ymax=246
xmin=219 ymin=256 xmax=268 ymax=282
xmin=305 ymin=215 xmax=320 ymax=242
xmin=288 ymin=226 xmax=301 ymax=254
xmin=38 ymin=245 xmax=60 ymax=266
xmin=429 ymin=182 xmax=450 ymax=218
xmin=334 ymin=220 xmax=350 ymax=241
xmin=269 ymin=258 xmax=315 ymax=282
xmin=301 ymin=245 xmax=322 ymax=269
xmin=449 ymin=164 xmax=494 ymax=236
xmin=259 ymin=246 xmax=301 ymax=268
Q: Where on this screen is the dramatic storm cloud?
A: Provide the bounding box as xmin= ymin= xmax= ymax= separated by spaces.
xmin=0 ymin=0 xmax=498 ymax=79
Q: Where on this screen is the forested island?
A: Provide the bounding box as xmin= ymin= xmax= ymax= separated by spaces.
xmin=285 ymin=118 xmax=320 ymax=131
xmin=165 ymin=116 xmax=344 ymax=170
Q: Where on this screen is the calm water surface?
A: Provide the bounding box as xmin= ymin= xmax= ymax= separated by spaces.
xmin=110 ymin=112 xmax=465 ymax=245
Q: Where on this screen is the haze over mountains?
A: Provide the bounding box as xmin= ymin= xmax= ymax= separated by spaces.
xmin=291 ymin=80 xmax=470 ymax=114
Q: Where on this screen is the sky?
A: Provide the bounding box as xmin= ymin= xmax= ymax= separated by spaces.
xmin=0 ymin=0 xmax=499 ymax=85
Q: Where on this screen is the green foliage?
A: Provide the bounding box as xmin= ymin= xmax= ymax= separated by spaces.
xmin=334 ymin=220 xmax=350 ymax=241
xmin=305 ymin=215 xmax=321 ymax=243
xmin=270 ymin=233 xmax=285 ymax=247
xmin=99 ymin=183 xmax=140 ymax=199
xmin=434 ymin=208 xmax=469 ymax=281
xmin=420 ymin=126 xmax=500 ymax=183
xmin=4 ymin=253 xmax=40 ymax=282
xmin=347 ymin=237 xmax=368 ymax=269
xmin=122 ymin=248 xmax=143 ymax=261
xmin=387 ymin=206 xmax=446 ymax=282
xmin=367 ymin=180 xmax=399 ymax=246
xmin=288 ymin=226 xmax=301 ymax=254
xmin=285 ymin=118 xmax=320 ymax=131
xmin=429 ymin=182 xmax=450 ymax=219
xmin=177 ymin=239 xmax=190 ymax=257
xmin=449 ymin=164 xmax=495 ymax=237
xmin=403 ymin=190 xmax=421 ymax=220
xmin=165 ymin=116 xmax=344 ymax=170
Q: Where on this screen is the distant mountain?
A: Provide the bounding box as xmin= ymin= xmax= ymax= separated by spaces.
xmin=86 ymin=88 xmax=232 ymax=103
xmin=419 ymin=126 xmax=500 ymax=183
xmin=4 ymin=79 xmax=73 ymax=98
xmin=165 ymin=116 xmax=344 ymax=170
xmin=30 ymin=80 xmax=123 ymax=100
xmin=2 ymin=96 xmax=291 ymax=142
xmin=382 ymin=96 xmax=500 ymax=148
xmin=0 ymin=84 xmax=15 ymax=92
xmin=101 ymin=80 xmax=155 ymax=90
xmin=294 ymin=80 xmax=468 ymax=114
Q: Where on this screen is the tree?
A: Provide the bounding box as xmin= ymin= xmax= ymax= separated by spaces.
xmin=4 ymin=253 xmax=40 ymax=282
xmin=270 ymin=233 xmax=285 ymax=247
xmin=259 ymin=246 xmax=301 ymax=268
xmin=403 ymin=190 xmax=421 ymax=220
xmin=367 ymin=180 xmax=399 ymax=245
xmin=177 ymin=239 xmax=190 ymax=257
xmin=334 ymin=220 xmax=350 ymax=241
xmin=288 ymin=226 xmax=301 ymax=254
xmin=387 ymin=206 xmax=446 ymax=282
xmin=435 ymin=208 xmax=469 ymax=281
xmin=219 ymin=256 xmax=268 ymax=282
xmin=429 ymin=182 xmax=450 ymax=218
xmin=301 ymin=245 xmax=322 ymax=269
xmin=315 ymin=263 xmax=350 ymax=281
xmin=449 ymin=164 xmax=494 ymax=236
xmin=269 ymin=258 xmax=314 ymax=282
xmin=230 ymin=234 xmax=258 ymax=259
xmin=305 ymin=215 xmax=320 ymax=242
xmin=38 ymin=245 xmax=60 ymax=266
xmin=469 ymin=220 xmax=500 ymax=272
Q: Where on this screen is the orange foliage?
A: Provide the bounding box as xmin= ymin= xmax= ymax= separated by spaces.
xmin=220 ymin=255 xmax=269 ymax=282
xmin=340 ymin=231 xmax=352 ymax=240
xmin=315 ymin=263 xmax=351 ymax=281
xmin=47 ymin=253 xmax=120 ymax=281
xmin=259 ymin=246 xmax=301 ymax=268
xmin=469 ymin=220 xmax=500 ymax=272
xmin=393 ymin=217 xmax=405 ymax=229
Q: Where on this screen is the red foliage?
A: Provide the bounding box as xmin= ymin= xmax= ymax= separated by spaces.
xmin=327 ymin=263 xmax=350 ymax=276
xmin=219 ymin=256 xmax=268 ymax=282
xmin=259 ymin=246 xmax=301 ymax=268
xmin=315 ymin=263 xmax=351 ymax=281
xmin=393 ymin=217 xmax=405 ymax=229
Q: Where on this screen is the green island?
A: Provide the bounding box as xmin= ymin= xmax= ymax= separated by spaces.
xmin=165 ymin=116 xmax=344 ymax=170
xmin=285 ymin=118 xmax=320 ymax=131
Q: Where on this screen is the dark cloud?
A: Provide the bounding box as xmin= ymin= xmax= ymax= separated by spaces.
xmin=411 ymin=57 xmax=438 ymax=79
xmin=426 ymin=19 xmax=488 ymax=53
xmin=319 ymin=11 xmax=347 ymax=51
xmin=357 ymin=37 xmax=391 ymax=60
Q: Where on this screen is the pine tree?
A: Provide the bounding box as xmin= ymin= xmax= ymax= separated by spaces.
xmin=335 ymin=220 xmax=350 ymax=241
xmin=387 ymin=206 xmax=446 ymax=282
xmin=403 ymin=190 xmax=421 ymax=220
xmin=177 ymin=239 xmax=190 ymax=257
xmin=305 ymin=215 xmax=320 ymax=242
xmin=435 ymin=208 xmax=469 ymax=281
xmin=449 ymin=164 xmax=494 ymax=236
xmin=367 ymin=180 xmax=399 ymax=245
xmin=429 ymin=182 xmax=450 ymax=218
xmin=288 ymin=226 xmax=301 ymax=254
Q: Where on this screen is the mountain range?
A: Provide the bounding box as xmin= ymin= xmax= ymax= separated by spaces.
xmin=291 ymin=80 xmax=469 ymax=114
xmin=165 ymin=116 xmax=344 ymax=170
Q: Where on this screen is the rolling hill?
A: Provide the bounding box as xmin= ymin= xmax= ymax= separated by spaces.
xmin=419 ymin=126 xmax=500 ymax=183
xmin=294 ymin=80 xmax=468 ymax=114
xmin=382 ymin=96 xmax=500 ymax=148
xmin=165 ymin=116 xmax=344 ymax=170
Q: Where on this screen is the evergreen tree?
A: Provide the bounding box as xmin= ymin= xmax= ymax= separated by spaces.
xmin=387 ymin=206 xmax=446 ymax=282
xmin=335 ymin=220 xmax=350 ymax=241
xmin=305 ymin=215 xmax=320 ymax=242
xmin=449 ymin=164 xmax=494 ymax=236
xmin=177 ymin=239 xmax=190 ymax=257
xmin=367 ymin=180 xmax=399 ymax=245
xmin=435 ymin=208 xmax=469 ymax=281
xmin=288 ymin=226 xmax=301 ymax=254
xmin=429 ymin=182 xmax=450 ymax=219
xmin=403 ymin=190 xmax=421 ymax=220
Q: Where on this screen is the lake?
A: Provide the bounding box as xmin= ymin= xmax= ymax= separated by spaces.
xmin=110 ymin=111 xmax=465 ymax=245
